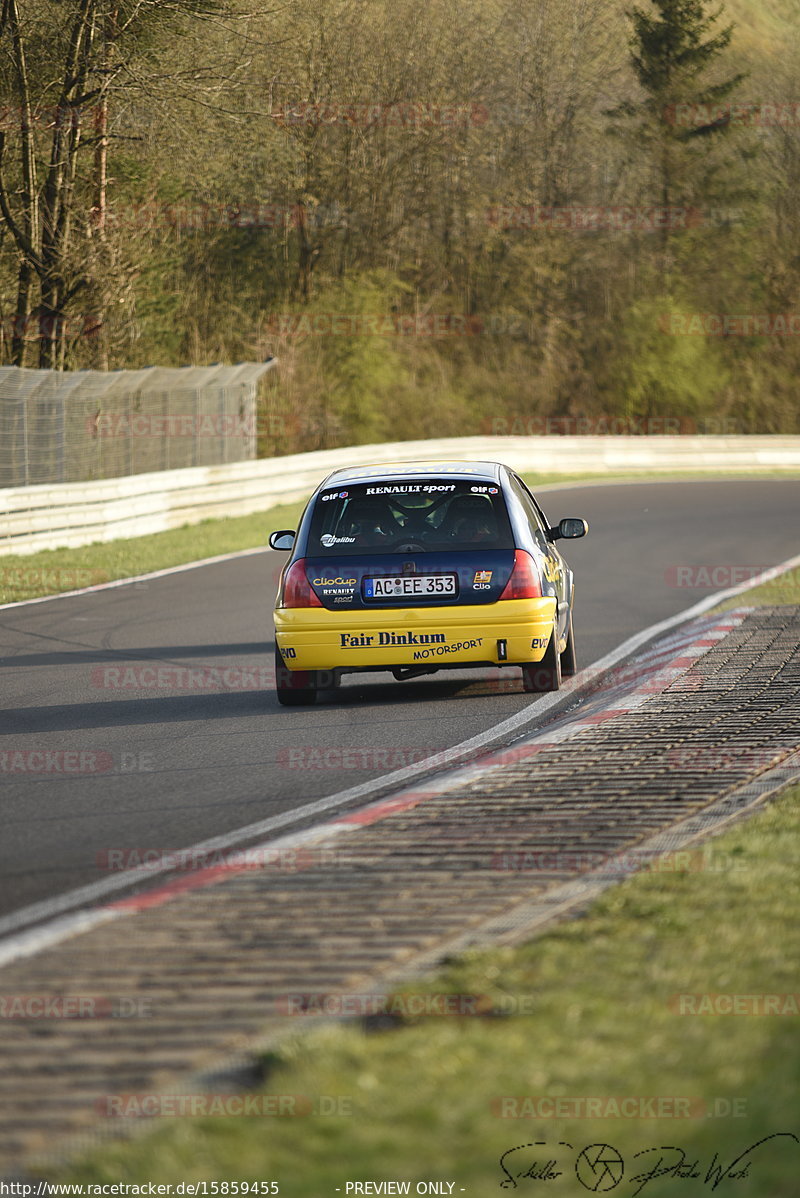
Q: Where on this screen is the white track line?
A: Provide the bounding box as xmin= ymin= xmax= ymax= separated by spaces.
xmin=0 ymin=547 xmax=269 ymax=613
xmin=1 ymin=552 xmax=799 ymax=967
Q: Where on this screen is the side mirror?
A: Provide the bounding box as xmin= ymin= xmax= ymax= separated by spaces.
xmin=549 ymin=518 xmax=588 ymax=541
xmin=269 ymin=530 xmax=296 ymax=551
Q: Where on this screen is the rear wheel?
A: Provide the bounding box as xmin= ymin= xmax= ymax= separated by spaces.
xmin=522 ymin=626 xmax=562 ymax=693
xmin=275 ymin=646 xmax=318 ymax=706
xmin=560 ymin=614 xmax=577 ymax=676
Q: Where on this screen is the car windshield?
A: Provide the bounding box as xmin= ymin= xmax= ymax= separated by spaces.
xmin=307 ymin=480 xmax=514 ymax=554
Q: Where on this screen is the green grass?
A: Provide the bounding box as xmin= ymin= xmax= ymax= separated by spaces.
xmin=2 ymin=469 xmax=795 ymax=604
xmin=714 ymin=566 xmax=800 ymax=611
xmin=55 ymin=786 xmax=800 ymax=1193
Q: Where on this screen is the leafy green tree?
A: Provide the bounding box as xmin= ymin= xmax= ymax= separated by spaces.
xmin=612 ymin=0 xmax=747 ymax=260
xmin=0 ymin=0 xmax=235 ymax=368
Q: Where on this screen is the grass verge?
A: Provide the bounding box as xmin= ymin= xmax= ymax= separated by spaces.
xmin=55 ymin=784 xmax=800 ymax=1194
xmin=714 ymin=566 xmax=800 ymax=611
xmin=1 ymin=470 xmax=795 ymax=604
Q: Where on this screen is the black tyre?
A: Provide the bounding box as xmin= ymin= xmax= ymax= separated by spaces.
xmin=522 ymin=626 xmax=562 ymax=692
xmin=275 ymin=646 xmax=317 ymax=706
xmin=560 ymin=614 xmax=577 ymax=676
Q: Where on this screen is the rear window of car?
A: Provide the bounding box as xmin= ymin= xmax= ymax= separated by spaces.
xmin=307 ymin=480 xmax=515 ymax=554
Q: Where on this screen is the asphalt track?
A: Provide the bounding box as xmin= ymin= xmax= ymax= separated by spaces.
xmin=1 ymin=478 xmax=798 ymax=922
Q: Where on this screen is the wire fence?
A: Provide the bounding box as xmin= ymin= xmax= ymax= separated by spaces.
xmin=0 ymin=361 xmax=276 ymax=487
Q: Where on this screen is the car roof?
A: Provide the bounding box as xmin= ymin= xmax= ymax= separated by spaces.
xmin=321 ymin=460 xmax=506 ymax=486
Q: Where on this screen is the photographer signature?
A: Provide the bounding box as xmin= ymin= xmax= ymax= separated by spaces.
xmin=498 ymin=1132 xmax=799 ymax=1191
xmin=629 ymin=1135 xmax=799 ymax=1195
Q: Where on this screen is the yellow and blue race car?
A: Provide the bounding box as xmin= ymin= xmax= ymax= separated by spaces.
xmin=269 ymin=460 xmax=587 ymax=705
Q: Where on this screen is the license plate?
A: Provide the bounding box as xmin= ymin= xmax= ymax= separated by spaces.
xmin=363 ymin=573 xmax=457 ymax=599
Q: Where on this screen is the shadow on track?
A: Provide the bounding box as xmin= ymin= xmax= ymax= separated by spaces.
xmin=3 ymin=673 xmax=527 ymax=735
xmin=0 ymin=641 xmax=274 ymax=668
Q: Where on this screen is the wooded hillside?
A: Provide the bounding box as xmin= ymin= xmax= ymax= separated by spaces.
xmin=1 ymin=0 xmax=798 ymax=451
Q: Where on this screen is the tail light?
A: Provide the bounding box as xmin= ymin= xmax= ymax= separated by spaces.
xmin=499 ymin=550 xmax=542 ymax=600
xmin=280 ymin=559 xmax=322 ymax=608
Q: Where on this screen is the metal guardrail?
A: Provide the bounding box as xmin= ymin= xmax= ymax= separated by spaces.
xmin=1 ymin=435 xmax=799 ymax=556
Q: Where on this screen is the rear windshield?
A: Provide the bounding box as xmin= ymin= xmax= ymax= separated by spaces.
xmin=307 ymin=480 xmax=514 ymax=555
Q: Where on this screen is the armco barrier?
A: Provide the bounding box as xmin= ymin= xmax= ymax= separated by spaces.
xmin=1 ymin=435 xmax=799 ymax=556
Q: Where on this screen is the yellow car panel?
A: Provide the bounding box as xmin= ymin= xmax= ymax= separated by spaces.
xmin=275 ymin=597 xmax=557 ymax=672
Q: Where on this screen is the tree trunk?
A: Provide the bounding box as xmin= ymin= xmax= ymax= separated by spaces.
xmin=7 ymin=0 xmax=40 ymax=367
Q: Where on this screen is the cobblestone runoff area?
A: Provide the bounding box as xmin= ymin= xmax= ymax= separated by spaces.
xmin=1 ymin=606 xmax=799 ymax=1174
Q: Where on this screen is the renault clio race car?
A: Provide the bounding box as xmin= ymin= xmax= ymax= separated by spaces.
xmin=269 ymin=460 xmax=587 ymax=705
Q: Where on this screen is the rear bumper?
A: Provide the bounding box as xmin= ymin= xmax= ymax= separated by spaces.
xmin=274 ymin=598 xmax=557 ymax=672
